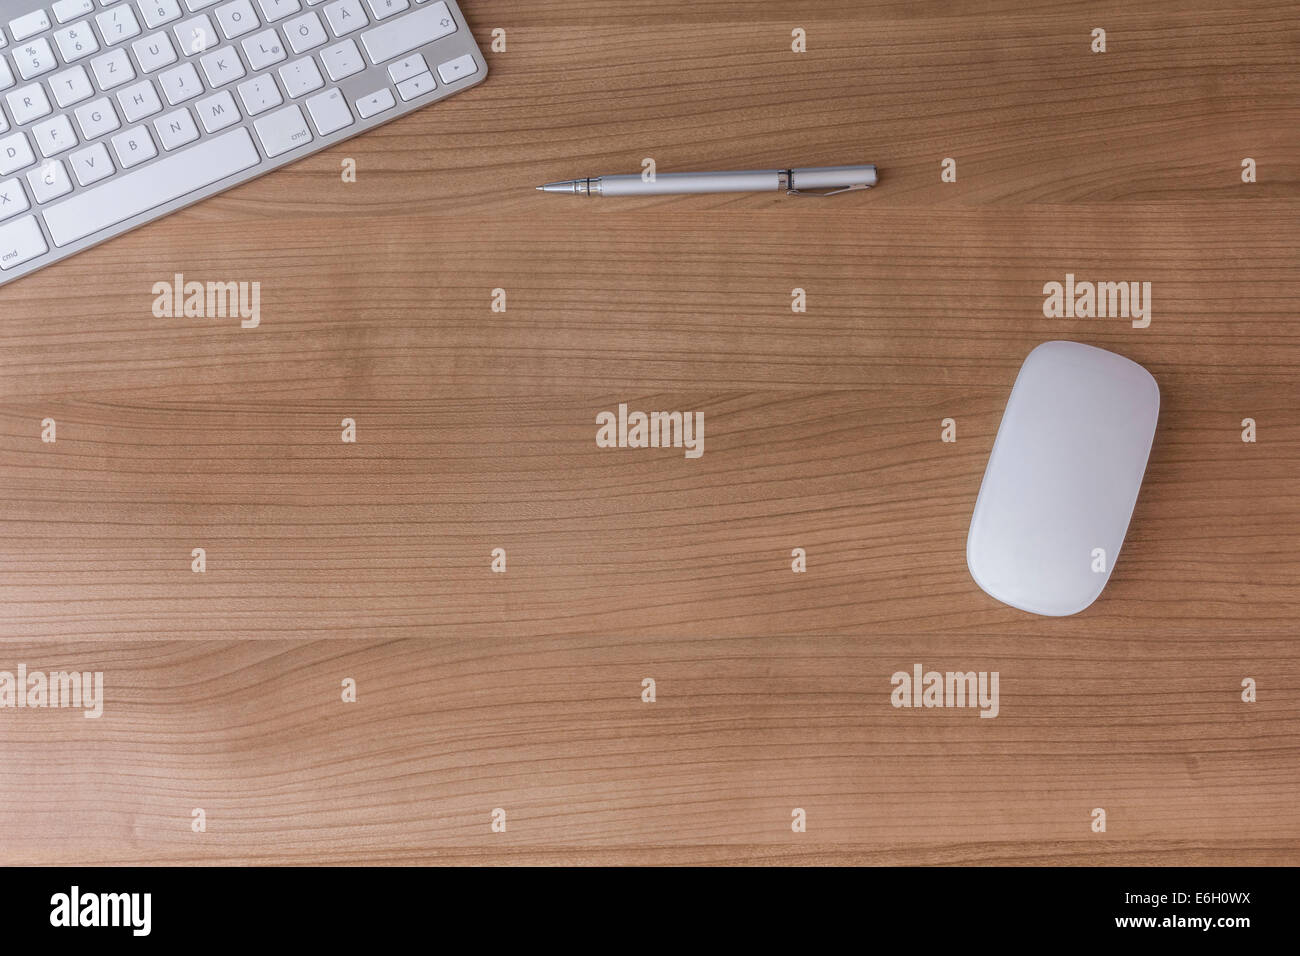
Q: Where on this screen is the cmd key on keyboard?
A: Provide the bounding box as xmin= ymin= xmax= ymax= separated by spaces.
xmin=0 ymin=215 xmax=48 ymax=270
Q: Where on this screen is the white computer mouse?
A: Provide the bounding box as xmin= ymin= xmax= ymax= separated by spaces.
xmin=966 ymin=340 xmax=1160 ymax=616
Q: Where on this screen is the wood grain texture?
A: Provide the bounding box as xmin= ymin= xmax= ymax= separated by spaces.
xmin=1 ymin=0 xmax=1297 ymax=865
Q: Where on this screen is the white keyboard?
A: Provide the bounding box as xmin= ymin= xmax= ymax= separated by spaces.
xmin=0 ymin=0 xmax=485 ymax=284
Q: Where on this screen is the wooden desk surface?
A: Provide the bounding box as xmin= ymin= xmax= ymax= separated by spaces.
xmin=1 ymin=1 xmax=1297 ymax=866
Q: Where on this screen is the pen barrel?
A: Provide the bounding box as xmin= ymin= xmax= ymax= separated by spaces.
xmin=791 ymin=165 xmax=877 ymax=190
xmin=598 ymin=170 xmax=781 ymax=196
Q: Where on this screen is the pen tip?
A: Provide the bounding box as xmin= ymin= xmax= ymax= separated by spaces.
xmin=535 ymin=185 xmax=544 ymax=190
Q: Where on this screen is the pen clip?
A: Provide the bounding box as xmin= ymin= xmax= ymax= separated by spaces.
xmin=779 ymin=170 xmax=873 ymax=198
xmin=786 ymin=183 xmax=872 ymax=198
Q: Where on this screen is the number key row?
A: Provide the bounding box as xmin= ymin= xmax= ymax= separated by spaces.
xmin=1 ymin=0 xmax=403 ymax=90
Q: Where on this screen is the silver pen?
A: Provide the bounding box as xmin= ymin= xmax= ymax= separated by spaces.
xmin=537 ymin=164 xmax=877 ymax=198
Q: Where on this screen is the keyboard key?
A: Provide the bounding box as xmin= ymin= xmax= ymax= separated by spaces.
xmin=28 ymin=159 xmax=73 ymax=202
xmin=13 ymin=38 xmax=57 ymax=80
xmin=49 ymin=65 xmax=94 ymax=108
xmin=214 ymin=0 xmax=258 ymax=39
xmin=360 ymin=1 xmax=454 ymax=65
xmin=153 ymin=106 xmax=199 ymax=148
xmin=200 ymin=46 xmax=246 ymax=86
xmin=42 ymin=127 xmax=260 ymax=246
xmin=74 ymin=97 xmax=121 ymax=138
xmin=70 ymin=141 xmax=113 ymax=185
xmin=53 ymin=0 xmax=96 ymax=24
xmin=236 ymin=73 xmax=281 ymax=114
xmin=283 ymin=11 xmax=326 ymax=53
xmin=159 ymin=61 xmax=203 ymax=103
xmin=354 ymin=86 xmax=392 ymax=118
xmin=96 ymin=5 xmax=141 ymax=44
xmin=133 ymin=32 xmax=178 ymax=72
xmin=141 ymin=0 xmax=184 ymax=28
xmin=241 ymin=27 xmax=285 ymax=69
xmin=195 ymin=88 xmax=239 ymax=131
xmin=304 ymin=86 xmax=351 ymax=134
xmin=278 ymin=56 xmax=322 ymax=97
xmin=320 ymin=38 xmax=363 ymax=80
xmin=173 ymin=14 xmax=216 ymax=54
xmin=323 ymin=0 xmax=365 ymax=36
xmin=8 ymin=11 xmax=52 ymax=42
xmin=7 ymin=84 xmax=52 ymax=124
xmin=110 ymin=125 xmax=157 ymax=167
xmin=0 ymin=177 xmax=29 ymax=219
xmin=0 ymin=215 xmax=47 ymax=270
xmin=118 ymin=80 xmax=163 ymax=121
xmin=395 ymin=69 xmax=432 ymax=101
xmin=386 ymin=53 xmax=424 ymax=83
xmin=257 ymin=0 xmax=300 ymax=22
xmin=253 ymin=102 xmax=312 ymax=156
xmin=53 ymin=22 xmax=101 ymax=62
xmin=436 ymin=52 xmax=475 ymax=84
xmin=364 ymin=0 xmax=406 ymax=21
xmin=32 ymin=115 xmax=77 ymax=157
xmin=0 ymin=0 xmax=484 ymax=285
xmin=90 ymin=48 xmax=136 ymax=89
xmin=0 ymin=132 xmax=36 ymax=174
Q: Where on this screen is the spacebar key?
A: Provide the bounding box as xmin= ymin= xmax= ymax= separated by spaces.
xmin=361 ymin=1 xmax=457 ymax=64
xmin=42 ymin=128 xmax=261 ymax=248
